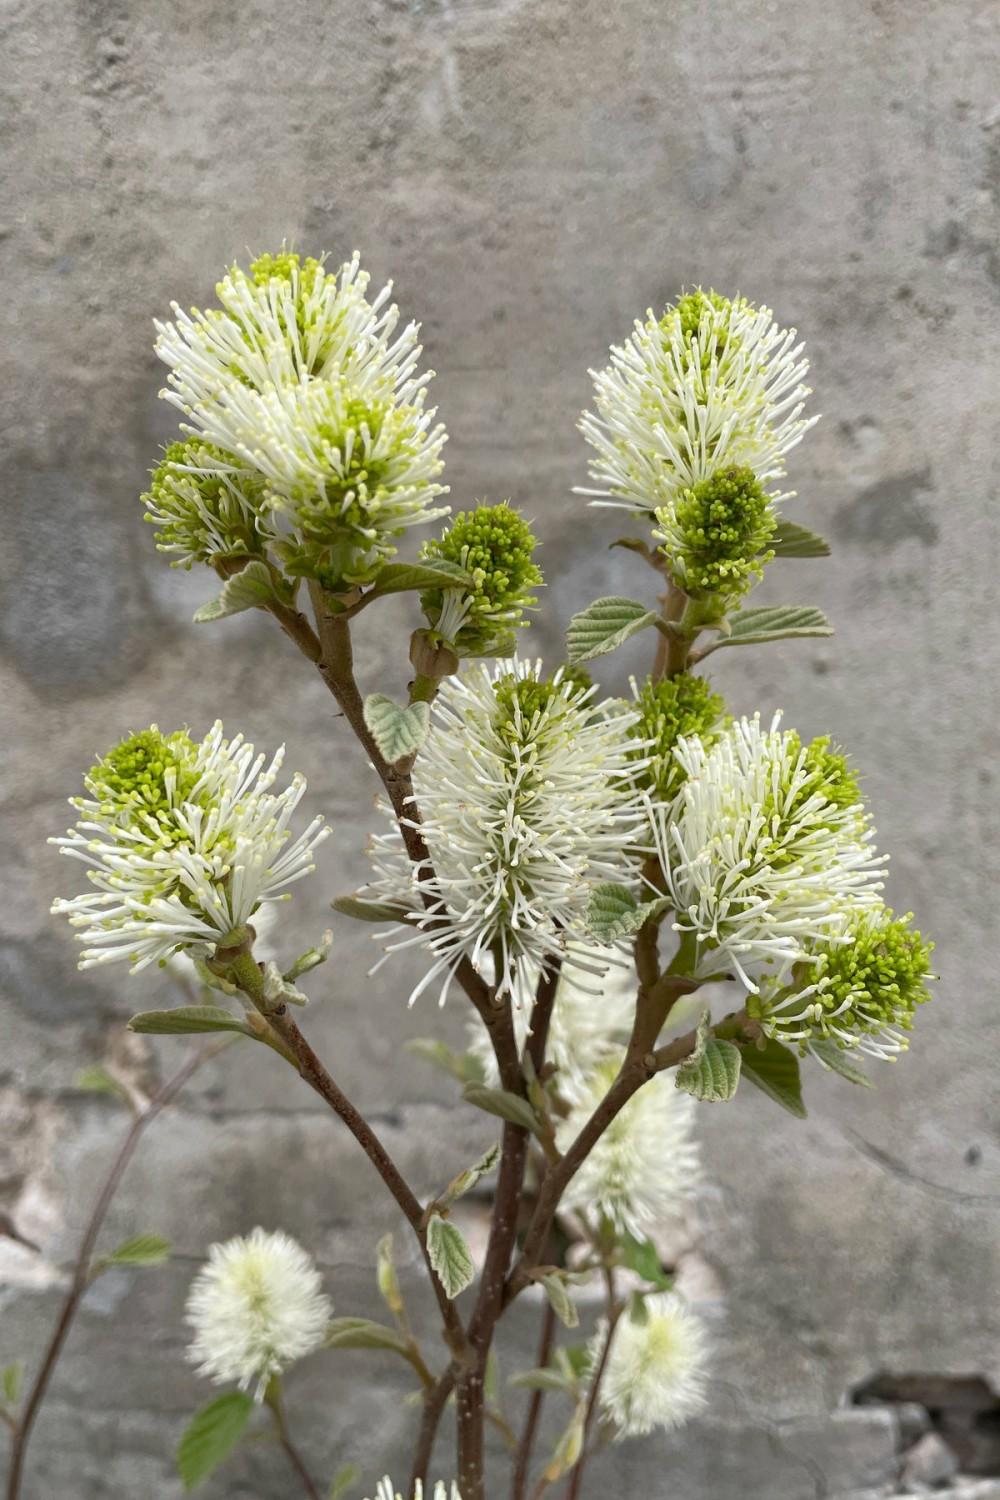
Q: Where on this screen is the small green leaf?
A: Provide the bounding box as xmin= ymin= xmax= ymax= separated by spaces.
xmin=618 ymin=1232 xmax=672 ymax=1290
xmin=193 ymin=560 xmax=275 ymax=623
xmin=284 ymin=930 xmax=333 ymax=982
xmin=437 ymin=1143 xmax=501 ymax=1210
xmin=770 ymin=520 xmax=832 ymax=558
xmin=462 ymin=1084 xmax=540 ymax=1135
xmin=609 ymin=536 xmax=656 ymax=561
xmin=323 ymin=1317 xmax=410 ymax=1357
xmin=543 ymin=1401 xmax=586 ymax=1482
xmin=426 ymin=1215 xmax=475 ymax=1299
xmin=740 ymin=1035 xmax=807 ymax=1117
xmin=370 ymin=559 xmax=472 ymax=596
xmin=331 ymin=894 xmax=412 ymax=923
xmin=363 ymin=694 xmax=431 ymax=765
xmin=675 ymin=1037 xmax=742 ymax=1102
xmin=99 ymin=1233 xmax=171 ymax=1269
xmin=74 ymin=1065 xmax=131 ymax=1103
xmin=176 ymin=1391 xmax=255 ymax=1491
xmin=508 ymin=1367 xmax=575 ymax=1394
xmin=406 ymin=1038 xmax=487 ymax=1085
xmin=2 ymin=1360 xmax=23 ymax=1405
xmin=128 ymin=1006 xmax=249 ymax=1036
xmin=540 ymin=1274 xmax=579 ymax=1329
xmin=713 ymin=604 xmax=834 ymax=649
xmin=809 ymin=1039 xmax=873 ymax=1087
xmin=587 ymin=883 xmax=669 ymax=943
xmin=566 ymin=597 xmax=658 ymax=663
xmin=375 ymin=1234 xmax=404 ymax=1320
xmin=329 ymin=1463 xmax=361 ymax=1500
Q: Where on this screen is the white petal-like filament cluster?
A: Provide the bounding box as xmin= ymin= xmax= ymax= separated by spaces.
xmin=365 ymin=660 xmax=648 ymax=1007
xmin=652 ymin=714 xmax=884 ymax=994
xmin=595 ymin=1292 xmax=710 ymax=1438
xmin=370 ymin=1481 xmax=462 ymax=1500
xmin=579 ymin=293 xmax=816 ymax=518
xmin=185 ymin=1227 xmax=331 ymax=1398
xmin=51 ymin=721 xmax=330 ymax=970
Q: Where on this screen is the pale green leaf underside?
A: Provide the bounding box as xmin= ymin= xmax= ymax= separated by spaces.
xmin=715 ymin=604 xmax=833 ymax=648
xmin=332 ymin=893 xmax=412 ymax=923
xmin=100 ymin=1233 xmax=172 ymax=1268
xmin=566 ymin=596 xmax=658 ymax=663
xmin=176 ymin=1391 xmax=254 ymax=1491
xmin=770 ymin=519 xmax=832 ymax=558
xmin=438 ymin=1143 xmax=502 ymax=1209
xmin=462 ymin=1084 xmax=540 ymax=1134
xmin=193 ymin=560 xmax=275 ymax=623
xmin=128 ymin=1006 xmax=249 ymax=1037
xmin=675 ymin=1037 xmax=742 ymax=1101
xmin=2 ymin=1361 xmax=23 ymax=1405
xmin=426 ymin=1214 xmax=475 ymax=1299
xmin=323 ymin=1316 xmax=410 ymax=1357
xmin=363 ymin=694 xmax=431 ymax=765
xmin=540 ymin=1274 xmax=579 ymax=1329
xmin=370 ymin=558 xmax=472 ymax=596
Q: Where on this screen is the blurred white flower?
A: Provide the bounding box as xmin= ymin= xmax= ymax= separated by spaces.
xmin=651 ymin=714 xmax=884 ymax=992
xmin=595 ymin=1292 xmax=709 ymax=1438
xmin=370 ymin=1481 xmax=461 ymax=1500
xmin=51 ymin=722 xmax=329 ymax=971
xmin=365 ymin=660 xmax=647 ymax=1007
xmin=557 ymin=1057 xmax=701 ymax=1237
xmin=185 ymin=1227 xmax=331 ymax=1398
xmin=579 ymin=289 xmax=816 ymax=518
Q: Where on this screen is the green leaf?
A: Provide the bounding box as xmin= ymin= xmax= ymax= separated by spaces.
xmin=618 ymin=1232 xmax=672 ymax=1290
xmin=462 ymin=1084 xmax=539 ymax=1135
xmin=176 ymin=1391 xmax=254 ymax=1491
xmin=128 ymin=1006 xmax=249 ymax=1037
xmin=370 ymin=559 xmax=472 ymax=596
xmin=675 ymin=1037 xmax=742 ymax=1102
xmin=565 ymin=597 xmax=658 ymax=663
xmin=739 ymin=1035 xmax=807 ymax=1117
xmin=508 ymin=1367 xmax=575 ymax=1394
xmin=713 ymin=604 xmax=834 ymax=649
xmin=810 ymin=1039 xmax=873 ymax=1087
xmin=329 ymin=1463 xmax=361 ymax=1500
xmin=587 ymin=883 xmax=668 ymax=942
xmin=2 ymin=1360 xmax=23 ymax=1405
xmin=437 ymin=1143 xmax=501 ymax=1210
xmin=540 ymin=1274 xmax=579 ymax=1329
xmin=406 ymin=1038 xmax=487 ymax=1085
xmin=193 ymin=560 xmax=275 ymax=623
xmin=543 ymin=1401 xmax=586 ymax=1482
xmin=426 ymin=1214 xmax=475 ymax=1299
xmin=99 ymin=1233 xmax=171 ymax=1269
xmin=770 ymin=520 xmax=832 ymax=558
xmin=375 ymin=1234 xmax=404 ymax=1320
xmin=331 ymin=894 xmax=412 ymax=923
xmin=323 ymin=1317 xmax=410 ymax=1357
xmin=609 ymin=536 xmax=655 ymax=560
xmin=362 ymin=694 xmax=431 ymax=765
xmin=74 ymin=1065 xmax=131 ymax=1103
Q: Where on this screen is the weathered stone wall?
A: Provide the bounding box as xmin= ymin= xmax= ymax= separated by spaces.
xmin=2 ymin=2 xmax=998 ymax=1496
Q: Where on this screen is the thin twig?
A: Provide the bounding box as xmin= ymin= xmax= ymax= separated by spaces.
xmin=563 ymin=1269 xmax=620 ymax=1500
xmin=5 ymin=1042 xmax=225 ymax=1500
xmin=266 ymin=1383 xmax=322 ymax=1500
xmin=408 ymin=1368 xmax=457 ymax=1492
xmin=510 ymin=1299 xmax=557 ymax=1500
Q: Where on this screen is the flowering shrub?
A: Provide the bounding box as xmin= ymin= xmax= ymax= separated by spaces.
xmin=5 ymin=252 xmax=934 ymax=1500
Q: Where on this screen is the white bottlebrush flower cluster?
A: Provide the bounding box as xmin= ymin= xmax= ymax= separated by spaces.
xmin=594 ymin=1292 xmax=710 ymax=1438
xmin=151 ymin=250 xmax=448 ymax=586
xmin=651 ymin=713 xmax=884 ymax=993
xmin=364 ymin=659 xmax=648 ymax=1007
xmin=579 ymin=289 xmax=816 ymax=520
xmin=369 ymin=1481 xmax=462 ymax=1500
xmin=185 ymin=1227 xmax=331 ymax=1398
xmin=51 ymin=722 xmax=329 ymax=971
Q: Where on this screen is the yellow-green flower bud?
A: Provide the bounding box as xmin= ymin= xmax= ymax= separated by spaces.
xmin=655 ymin=466 xmax=776 ymax=601
xmin=420 ymin=502 xmax=542 ymax=656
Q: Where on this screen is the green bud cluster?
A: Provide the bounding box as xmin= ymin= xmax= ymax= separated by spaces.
xmin=761 ymin=732 xmax=863 ymax=858
xmin=754 ymin=909 xmax=934 ymax=1051
xmin=492 ymin=667 xmax=591 ymax=737
xmin=83 ymin=728 xmax=198 ymax=830
xmin=663 ymin=288 xmax=743 ymax=376
xmin=633 ymin=673 xmax=727 ymax=801
xmin=420 ymin=503 xmax=542 ymax=655
xmin=142 ymin=440 xmax=267 ymax=568
xmin=656 ymin=466 xmax=776 ymax=601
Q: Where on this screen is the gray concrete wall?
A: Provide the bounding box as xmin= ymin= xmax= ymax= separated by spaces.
xmin=2 ymin=1 xmax=999 ymax=1496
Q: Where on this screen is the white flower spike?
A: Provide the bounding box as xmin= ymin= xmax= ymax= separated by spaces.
xmin=51 ymin=722 xmax=330 ymax=971
xmin=364 ymin=659 xmax=648 ymax=1007
xmin=185 ymin=1227 xmax=331 ymax=1398
xmin=369 ymin=1481 xmax=462 ymax=1500
xmin=595 ymin=1292 xmax=710 ymax=1438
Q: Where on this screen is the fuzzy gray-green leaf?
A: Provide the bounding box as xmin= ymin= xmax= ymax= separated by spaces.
xmin=770 ymin=520 xmax=832 ymax=558
xmin=362 ymin=695 xmax=431 ymax=765
xmin=426 ymin=1214 xmax=475 ymax=1299
xmin=462 ymin=1084 xmax=539 ymax=1134
xmin=809 ymin=1039 xmax=873 ymax=1087
xmin=714 ymin=604 xmax=833 ymax=649
xmin=566 ymin=597 xmax=658 ymax=663
xmin=193 ymin=560 xmax=275 ymax=623
xmin=587 ymin=883 xmax=669 ymax=942
xmin=675 ymin=1037 xmax=742 ymax=1101
xmin=127 ymin=1006 xmax=249 ymax=1037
